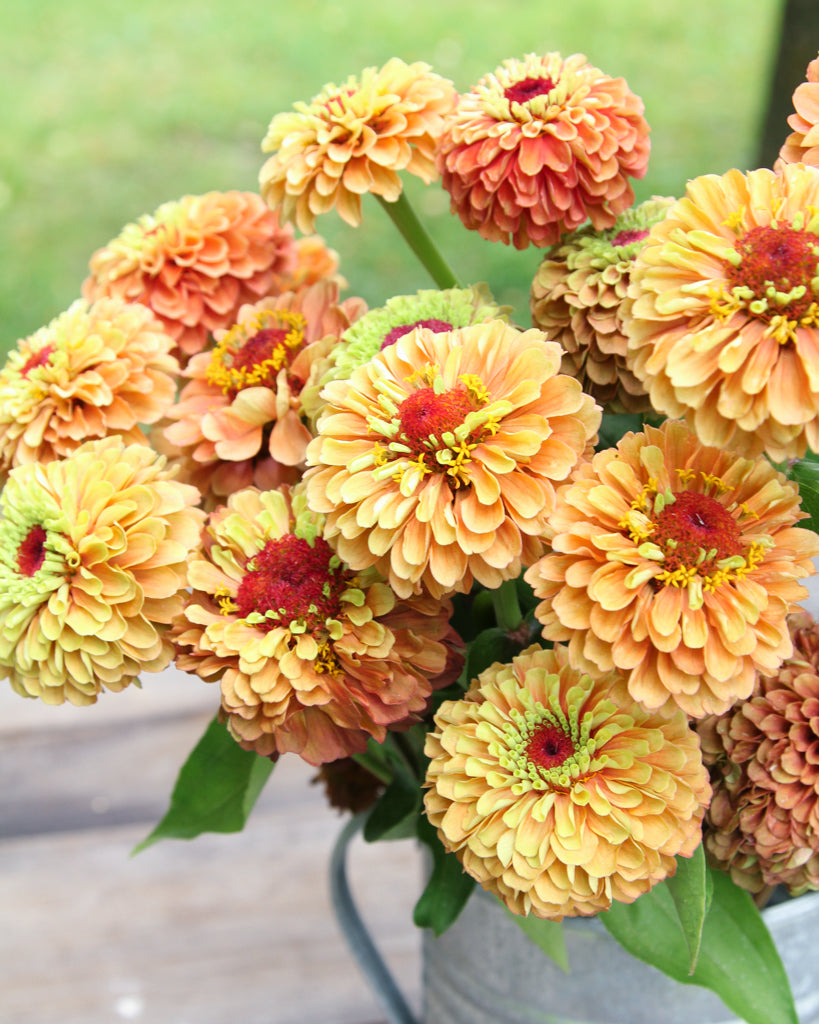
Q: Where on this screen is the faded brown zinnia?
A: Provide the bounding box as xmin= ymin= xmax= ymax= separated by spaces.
xmin=0 ymin=298 xmax=179 ymax=483
xmin=524 ymin=419 xmax=819 ymax=718
xmin=698 ymin=612 xmax=819 ymax=896
xmin=173 ymin=484 xmax=461 ymax=765
xmin=83 ymin=190 xmax=296 ymax=357
xmin=625 ymin=164 xmax=819 ymax=460
xmin=436 ymin=53 xmax=650 ymax=250
xmin=304 ymin=320 xmax=600 ymax=599
xmin=0 ymin=436 xmax=205 ymax=705
xmin=259 ymin=59 xmax=457 ymax=233
xmin=530 ymin=197 xmax=674 ymax=413
xmin=424 ymin=643 xmax=711 ymax=919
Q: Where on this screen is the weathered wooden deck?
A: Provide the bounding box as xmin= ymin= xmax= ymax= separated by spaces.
xmin=0 ymin=668 xmax=423 ymax=1024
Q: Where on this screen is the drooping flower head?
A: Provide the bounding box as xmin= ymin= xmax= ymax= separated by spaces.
xmin=0 ymin=436 xmax=205 ymax=705
xmin=525 ymin=420 xmax=819 ymax=718
xmin=0 ymin=298 xmax=179 ymax=482
xmin=777 ymin=54 xmax=819 ymax=167
xmin=83 ymin=191 xmax=296 ymax=357
xmin=625 ymin=164 xmax=819 ymax=460
xmin=530 ymin=197 xmax=674 ymax=413
xmin=436 ymin=53 xmax=650 ymax=250
xmin=173 ymin=484 xmax=461 ymax=765
xmin=424 ymin=644 xmax=711 ymax=920
xmin=305 ymin=320 xmax=601 ymax=599
xmin=163 ymin=280 xmax=367 ymax=504
xmin=259 ymin=59 xmax=457 ymax=233
xmin=698 ymin=612 xmax=819 ymax=896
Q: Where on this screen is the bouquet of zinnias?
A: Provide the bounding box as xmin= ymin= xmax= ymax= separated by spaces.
xmin=3 ymin=49 xmax=819 ymax=1024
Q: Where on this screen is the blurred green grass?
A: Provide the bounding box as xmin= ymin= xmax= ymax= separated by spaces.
xmin=0 ymin=0 xmax=782 ymax=351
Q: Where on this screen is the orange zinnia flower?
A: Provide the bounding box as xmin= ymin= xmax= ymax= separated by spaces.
xmin=436 ymin=53 xmax=650 ymax=249
xmin=625 ymin=164 xmax=819 ymax=460
xmin=525 ymin=420 xmax=819 ymax=718
xmin=163 ymin=280 xmax=367 ymax=503
xmin=260 ymin=59 xmax=457 ymax=233
xmin=0 ymin=298 xmax=178 ymax=481
xmin=83 ymin=190 xmax=296 ymax=357
xmin=0 ymin=436 xmax=205 ymax=705
xmin=778 ymin=54 xmax=819 ymax=166
xmin=304 ymin=320 xmax=600 ymax=599
xmin=173 ymin=485 xmax=461 ymax=765
xmin=424 ymin=644 xmax=710 ymax=919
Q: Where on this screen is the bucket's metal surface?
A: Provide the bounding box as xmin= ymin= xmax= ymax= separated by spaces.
xmin=422 ymin=887 xmax=819 ymax=1024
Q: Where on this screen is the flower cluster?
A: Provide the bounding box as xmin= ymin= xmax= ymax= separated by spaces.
xmin=4 ymin=49 xmax=819 ymax=1013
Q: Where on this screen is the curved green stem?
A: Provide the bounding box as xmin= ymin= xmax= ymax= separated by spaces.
xmin=377 ymin=192 xmax=461 ymax=290
xmin=491 ymin=579 xmax=523 ymax=633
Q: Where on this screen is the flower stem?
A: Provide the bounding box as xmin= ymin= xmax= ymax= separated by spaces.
xmin=377 ymin=192 xmax=461 ymax=290
xmin=491 ymin=579 xmax=523 ymax=633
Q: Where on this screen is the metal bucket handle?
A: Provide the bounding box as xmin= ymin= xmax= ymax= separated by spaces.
xmin=329 ymin=812 xmax=420 ymax=1024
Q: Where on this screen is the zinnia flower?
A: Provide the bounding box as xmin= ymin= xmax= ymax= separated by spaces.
xmin=83 ymin=190 xmax=296 ymax=357
xmin=0 ymin=436 xmax=205 ymax=705
xmin=0 ymin=298 xmax=178 ymax=482
xmin=698 ymin=612 xmax=819 ymax=896
xmin=259 ymin=59 xmax=457 ymax=233
xmin=625 ymin=164 xmax=819 ymax=460
xmin=304 ymin=320 xmax=600 ymax=600
xmin=524 ymin=420 xmax=819 ymax=718
xmin=436 ymin=53 xmax=650 ymax=249
xmin=530 ymin=197 xmax=674 ymax=412
xmin=173 ymin=484 xmax=461 ymax=765
xmin=778 ymin=54 xmax=819 ymax=166
xmin=424 ymin=643 xmax=711 ymax=920
xmin=163 ymin=280 xmax=367 ymax=503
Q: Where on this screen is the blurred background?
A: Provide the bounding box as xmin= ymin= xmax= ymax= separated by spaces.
xmin=0 ymin=2 xmax=815 ymax=1022
xmin=0 ymin=0 xmax=789 ymax=353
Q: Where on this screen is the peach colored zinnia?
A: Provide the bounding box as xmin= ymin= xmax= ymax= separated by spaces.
xmin=304 ymin=320 xmax=600 ymax=600
xmin=698 ymin=612 xmax=819 ymax=896
xmin=172 ymin=485 xmax=461 ymax=765
xmin=777 ymin=54 xmax=819 ymax=166
xmin=436 ymin=53 xmax=650 ymax=250
xmin=0 ymin=298 xmax=178 ymax=482
xmin=163 ymin=279 xmax=367 ymax=503
xmin=530 ymin=197 xmax=674 ymax=413
xmin=424 ymin=643 xmax=710 ymax=920
xmin=625 ymin=164 xmax=819 ymax=460
xmin=0 ymin=436 xmax=205 ymax=705
xmin=259 ymin=59 xmax=457 ymax=233
xmin=525 ymin=420 xmax=819 ymax=718
xmin=83 ymin=190 xmax=296 ymax=357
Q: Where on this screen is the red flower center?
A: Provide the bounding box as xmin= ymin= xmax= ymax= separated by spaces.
xmin=398 ymin=385 xmax=475 ymax=451
xmin=235 ymin=534 xmax=348 ymax=632
xmin=17 ymin=524 xmax=48 ymax=576
xmin=381 ymin=318 xmax=453 ymax=350
xmin=504 ymin=75 xmax=556 ymax=105
xmin=526 ymin=723 xmax=575 ymax=770
xmin=611 ymin=227 xmax=649 ymax=248
xmin=727 ymin=225 xmax=819 ymax=322
xmin=21 ymin=345 xmax=54 ymax=377
xmin=653 ymin=492 xmax=742 ymax=572
xmin=232 ymin=327 xmax=293 ymax=380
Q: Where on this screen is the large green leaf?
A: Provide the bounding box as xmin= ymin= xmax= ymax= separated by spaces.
xmin=504 ymin=906 xmax=569 ymax=972
xmin=414 ymin=816 xmax=475 ymax=935
xmin=363 ymin=773 xmax=420 ymax=843
xmin=601 ymin=869 xmax=797 ymax=1024
xmin=133 ymin=716 xmax=274 ymax=852
xmin=787 ymin=459 xmax=819 ymax=533
xmin=664 ymin=843 xmax=711 ymax=973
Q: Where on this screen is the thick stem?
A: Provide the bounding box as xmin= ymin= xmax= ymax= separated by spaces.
xmin=377 ymin=192 xmax=461 ymax=290
xmin=491 ymin=579 xmax=523 ymax=633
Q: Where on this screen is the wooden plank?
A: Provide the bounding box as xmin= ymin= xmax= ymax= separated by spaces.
xmin=0 ymin=673 xmax=424 ymax=1024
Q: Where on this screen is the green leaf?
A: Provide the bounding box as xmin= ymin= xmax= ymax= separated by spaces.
xmin=665 ymin=843 xmax=709 ymax=973
xmin=466 ymin=626 xmax=515 ymax=682
xmin=503 ymin=905 xmax=569 ymax=972
xmin=600 ymin=870 xmax=797 ymax=1024
xmin=786 ymin=458 xmax=819 ymax=533
xmin=363 ymin=773 xmax=420 ymax=843
xmin=414 ymin=816 xmax=475 ymax=935
xmin=133 ymin=716 xmax=274 ymax=853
